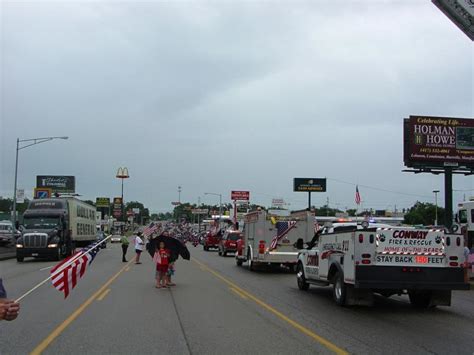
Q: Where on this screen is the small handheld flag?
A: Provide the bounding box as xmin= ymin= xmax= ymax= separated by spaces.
xmin=50 ymin=243 xmax=99 ymax=298
xmin=270 ymin=221 xmax=297 ymax=250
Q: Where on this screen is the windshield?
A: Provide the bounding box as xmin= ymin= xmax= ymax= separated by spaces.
xmin=24 ymin=217 xmax=60 ymax=230
xmin=459 ymin=209 xmax=468 ymax=224
xmin=228 ymin=233 xmax=241 ymax=241
xmin=0 ymin=224 xmax=12 ymax=232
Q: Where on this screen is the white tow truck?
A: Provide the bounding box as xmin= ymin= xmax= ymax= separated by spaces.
xmin=457 ymin=199 xmax=474 ymax=278
xmin=297 ymin=223 xmax=469 ymax=307
xmin=236 ymin=209 xmax=314 ymax=271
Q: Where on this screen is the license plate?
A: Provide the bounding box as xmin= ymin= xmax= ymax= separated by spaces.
xmin=32 ymin=253 xmax=39 ymax=257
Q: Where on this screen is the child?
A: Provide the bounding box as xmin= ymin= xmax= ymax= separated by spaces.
xmin=154 ymin=242 xmax=170 ymax=288
xmin=166 ymin=254 xmax=177 ymax=286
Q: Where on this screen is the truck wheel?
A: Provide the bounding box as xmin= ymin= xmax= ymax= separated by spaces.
xmin=223 ymin=251 xmax=227 ymax=257
xmin=249 ymin=259 xmax=255 ymax=271
xmin=409 ymin=291 xmax=434 ymax=308
xmin=16 ymin=255 xmax=24 ymax=262
xmin=296 ymin=262 xmax=310 ymax=291
xmin=204 ymin=246 xmax=208 ymax=251
xmin=332 ymin=272 xmax=347 ymax=306
xmin=218 ymin=249 xmax=222 ymax=256
xmin=236 ymin=258 xmax=243 ymax=266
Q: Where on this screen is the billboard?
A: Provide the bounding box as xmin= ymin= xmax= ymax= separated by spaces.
xmin=404 ymin=116 xmax=474 ymax=169
xmin=293 ymin=178 xmax=327 ymax=192
xmin=231 ymin=191 xmax=250 ymax=200
xmin=113 ymin=197 xmax=122 ymax=218
xmin=36 ymin=175 xmax=75 ymax=193
xmin=432 ymin=0 xmax=474 ymax=41
xmin=96 ymin=197 xmax=110 ymax=208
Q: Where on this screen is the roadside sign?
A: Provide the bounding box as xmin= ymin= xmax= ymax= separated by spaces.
xmin=272 ymin=198 xmax=285 ymax=207
xmin=36 ymin=175 xmax=75 ymax=193
xmin=127 ymin=210 xmax=134 ymax=217
xmin=96 ymin=197 xmax=110 ymax=208
xmin=293 ymin=178 xmax=326 ymax=192
xmin=132 ymin=208 xmax=140 ymax=214
xmin=34 ymin=188 xmax=52 ymax=199
xmin=231 ymin=191 xmax=250 ymax=200
xmin=191 ymin=209 xmax=209 ymax=215
xmin=171 ymin=202 xmax=181 ymax=206
xmin=16 ymin=189 xmax=25 ymax=203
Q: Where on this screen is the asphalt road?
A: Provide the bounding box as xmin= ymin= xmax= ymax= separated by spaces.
xmin=1 ymin=241 xmax=473 ymax=355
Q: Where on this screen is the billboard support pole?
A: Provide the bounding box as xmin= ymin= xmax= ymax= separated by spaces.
xmin=444 ymin=167 xmax=453 ymax=229
xmin=308 ymin=192 xmax=311 ymax=210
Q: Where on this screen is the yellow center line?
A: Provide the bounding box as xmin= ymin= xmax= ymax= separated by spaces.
xmin=30 ymin=260 xmax=135 ymax=355
xmin=96 ymin=289 xmax=111 ymax=301
xmin=192 ymin=257 xmax=348 ymax=355
xmin=229 ymin=287 xmax=248 ymax=300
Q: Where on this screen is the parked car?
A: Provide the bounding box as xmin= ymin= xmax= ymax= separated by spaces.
xmin=110 ymin=235 xmax=122 ymax=243
xmin=0 ymin=221 xmax=20 ymax=246
xmin=218 ymin=230 xmax=242 ymax=256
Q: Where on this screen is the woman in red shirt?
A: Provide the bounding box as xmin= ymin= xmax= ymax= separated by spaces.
xmin=154 ymin=242 xmax=170 ymax=288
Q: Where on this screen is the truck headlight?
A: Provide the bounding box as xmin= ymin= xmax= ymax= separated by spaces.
xmin=48 ymin=244 xmax=58 ymax=248
xmin=16 ymin=244 xmax=23 ymax=248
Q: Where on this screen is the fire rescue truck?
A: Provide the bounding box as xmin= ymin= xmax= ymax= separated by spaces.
xmin=457 ymin=199 xmax=474 ymax=278
xmin=235 ymin=210 xmax=314 ymax=270
xmin=297 ymin=223 xmax=469 ymax=307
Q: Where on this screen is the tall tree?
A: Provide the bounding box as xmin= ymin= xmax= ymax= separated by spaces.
xmin=404 ymin=201 xmax=445 ymax=226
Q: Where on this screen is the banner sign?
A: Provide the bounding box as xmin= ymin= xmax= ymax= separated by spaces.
xmin=231 ymin=191 xmax=250 ymax=200
xmin=293 ymin=178 xmax=327 ymax=192
xmin=191 ymin=209 xmax=209 ymax=215
xmin=96 ymin=197 xmax=110 ymax=208
xmin=404 ymin=116 xmax=474 ymax=169
xmin=272 ymin=198 xmax=285 ymax=207
xmin=36 ymin=175 xmax=75 ymax=193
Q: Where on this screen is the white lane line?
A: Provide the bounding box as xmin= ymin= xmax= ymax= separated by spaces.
xmin=39 ymin=265 xmax=54 ymax=271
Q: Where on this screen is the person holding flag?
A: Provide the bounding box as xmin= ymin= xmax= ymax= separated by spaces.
xmin=0 ymin=279 xmax=20 ymax=321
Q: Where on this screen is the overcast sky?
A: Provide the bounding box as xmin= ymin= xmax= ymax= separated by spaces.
xmin=1 ymin=0 xmax=473 ymax=213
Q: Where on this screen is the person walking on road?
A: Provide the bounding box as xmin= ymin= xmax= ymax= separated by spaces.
xmin=120 ymin=234 xmax=129 ymax=262
xmin=154 ymin=242 xmax=170 ymax=288
xmin=0 ymin=278 xmax=20 ymax=321
xmin=134 ymin=232 xmax=144 ymax=264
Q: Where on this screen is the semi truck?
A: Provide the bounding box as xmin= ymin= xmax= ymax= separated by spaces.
xmin=296 ymin=223 xmax=469 ymax=307
xmin=16 ymin=198 xmax=97 ymax=262
xmin=236 ymin=210 xmax=314 ymax=270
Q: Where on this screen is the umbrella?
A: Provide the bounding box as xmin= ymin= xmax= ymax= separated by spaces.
xmin=147 ymin=235 xmax=190 ymax=260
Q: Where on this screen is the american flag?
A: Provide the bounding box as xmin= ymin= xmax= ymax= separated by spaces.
xmin=270 ymin=221 xmax=297 ymax=250
xmin=355 ymin=185 xmax=361 ymax=205
xmin=50 ymin=243 xmax=99 ymax=298
xmin=143 ymin=222 xmax=160 ymax=238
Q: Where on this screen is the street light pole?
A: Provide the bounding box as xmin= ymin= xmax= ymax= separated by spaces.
xmin=433 ymin=190 xmax=440 ymax=226
xmin=116 ymin=167 xmax=130 ymax=223
xmin=12 ymin=136 xmax=68 ymax=236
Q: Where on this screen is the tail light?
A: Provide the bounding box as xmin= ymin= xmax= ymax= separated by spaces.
xmin=358 ymin=234 xmax=364 ymax=243
xmin=456 ymin=237 xmax=461 ymax=246
xmin=449 ymin=256 xmax=458 ymax=261
xmin=449 ymin=262 xmax=459 ymax=267
xmin=258 ymin=240 xmax=265 ymax=254
xmin=362 ymin=253 xmax=371 ymax=258
xmin=361 ymin=260 xmax=371 ymax=265
xmin=369 ymin=234 xmax=374 ymax=243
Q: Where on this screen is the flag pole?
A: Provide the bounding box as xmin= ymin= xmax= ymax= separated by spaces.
xmin=14 ymin=235 xmax=111 ymax=303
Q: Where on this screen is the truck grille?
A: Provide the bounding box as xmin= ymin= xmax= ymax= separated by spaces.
xmin=24 ymin=234 xmax=47 ymax=248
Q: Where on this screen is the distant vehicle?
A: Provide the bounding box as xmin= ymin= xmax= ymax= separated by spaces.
xmin=218 ymin=230 xmax=242 ymax=256
xmin=235 ymin=210 xmax=314 ymax=270
xmin=0 ymin=221 xmax=20 ymax=246
xmin=16 ymin=198 xmax=97 ymax=262
xmin=297 ymin=224 xmax=469 ymax=307
xmin=96 ymin=231 xmax=107 ymax=249
xmin=203 ymin=231 xmax=221 ymax=251
xmin=456 ymin=199 xmax=474 ymax=278
xmin=110 ymin=235 xmax=122 ymax=243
